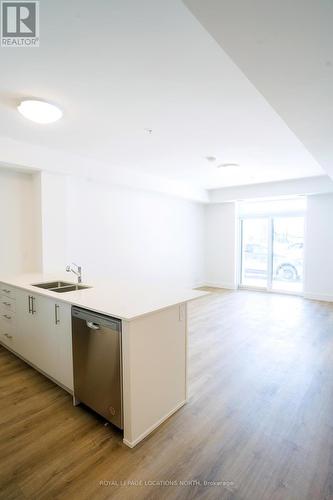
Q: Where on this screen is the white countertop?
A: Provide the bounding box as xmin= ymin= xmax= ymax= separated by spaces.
xmin=0 ymin=274 xmax=209 ymax=321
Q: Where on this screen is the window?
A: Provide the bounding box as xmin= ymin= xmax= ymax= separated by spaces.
xmin=239 ymin=198 xmax=306 ymax=293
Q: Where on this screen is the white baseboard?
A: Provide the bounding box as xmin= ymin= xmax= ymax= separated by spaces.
xmin=123 ymin=400 xmax=186 ymax=448
xmin=202 ymin=281 xmax=237 ymax=290
xmin=196 ymin=284 xmax=333 ymax=302
xmin=304 ymin=292 xmax=333 ymax=303
xmin=192 ymin=281 xmax=206 ymax=289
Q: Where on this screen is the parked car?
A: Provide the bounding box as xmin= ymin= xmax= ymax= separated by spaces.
xmin=274 ymin=242 xmax=303 ymax=281
xmin=244 ymin=242 xmax=303 ymax=282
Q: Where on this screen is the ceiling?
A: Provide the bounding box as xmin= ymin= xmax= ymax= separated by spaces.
xmin=184 ymin=0 xmax=333 ymax=184
xmin=0 ymin=0 xmax=327 ymax=193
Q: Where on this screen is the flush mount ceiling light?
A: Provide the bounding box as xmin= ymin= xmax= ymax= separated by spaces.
xmin=17 ymin=99 xmax=63 ymax=124
xmin=217 ymin=162 xmax=240 ymax=168
xmin=205 ymin=156 xmax=216 ymax=162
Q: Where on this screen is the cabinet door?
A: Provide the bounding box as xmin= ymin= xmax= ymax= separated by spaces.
xmin=37 ymin=299 xmax=73 ymax=390
xmin=16 ymin=291 xmax=59 ymax=381
xmin=15 ymin=289 xmax=35 ymax=360
xmin=21 ymin=295 xmax=72 ymax=388
xmin=0 ymin=318 xmax=15 ymax=349
xmin=13 ymin=289 xmax=73 ymax=391
xmin=53 ymin=302 xmax=73 ymax=390
xmin=29 ymin=294 xmax=59 ymax=379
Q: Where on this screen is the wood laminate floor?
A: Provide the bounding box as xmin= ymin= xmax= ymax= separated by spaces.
xmin=1 ymin=289 xmax=333 ymax=500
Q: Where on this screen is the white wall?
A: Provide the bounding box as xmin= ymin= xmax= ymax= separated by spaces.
xmin=204 ymin=202 xmax=237 ymax=289
xmin=6 ymin=165 xmax=332 ymax=302
xmin=66 ymin=177 xmax=205 ymax=288
xmin=0 ymin=138 xmax=208 ymax=203
xmin=0 ymin=168 xmax=42 ymax=275
xmin=40 ymin=171 xmax=69 ymax=274
xmin=304 ymin=193 xmax=333 ymax=301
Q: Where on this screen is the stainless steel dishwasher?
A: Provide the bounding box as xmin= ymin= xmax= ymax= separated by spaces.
xmin=72 ymin=307 xmax=123 ymax=429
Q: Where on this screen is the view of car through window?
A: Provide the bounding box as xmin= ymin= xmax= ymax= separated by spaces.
xmin=241 ymin=216 xmax=304 ymax=292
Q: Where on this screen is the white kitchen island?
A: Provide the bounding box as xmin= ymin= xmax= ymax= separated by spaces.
xmin=0 ymin=274 xmax=208 ymax=448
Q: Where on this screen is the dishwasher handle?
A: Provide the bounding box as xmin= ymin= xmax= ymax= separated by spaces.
xmin=86 ymin=321 xmax=100 ymax=330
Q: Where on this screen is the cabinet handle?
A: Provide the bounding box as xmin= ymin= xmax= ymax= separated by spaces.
xmin=55 ymin=304 xmax=60 ymax=325
xmin=28 ymin=295 xmax=32 ymax=314
xmin=31 ymin=296 xmax=36 ymax=315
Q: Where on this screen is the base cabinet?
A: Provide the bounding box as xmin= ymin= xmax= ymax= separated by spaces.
xmin=0 ymin=318 xmax=15 ymax=349
xmin=122 ymin=304 xmax=187 ymax=447
xmin=12 ymin=288 xmax=73 ymax=391
xmin=15 ymin=290 xmax=38 ymax=362
xmin=0 ymin=284 xmax=17 ymax=350
xmin=53 ymin=301 xmax=73 ymax=389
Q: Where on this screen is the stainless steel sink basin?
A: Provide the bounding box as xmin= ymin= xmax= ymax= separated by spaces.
xmin=32 ymin=281 xmax=72 ymax=289
xmin=32 ymin=281 xmax=91 ymax=293
xmin=52 ymin=284 xmax=91 ymax=293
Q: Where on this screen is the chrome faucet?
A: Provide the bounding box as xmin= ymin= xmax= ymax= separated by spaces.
xmin=66 ymin=263 xmax=82 ymax=283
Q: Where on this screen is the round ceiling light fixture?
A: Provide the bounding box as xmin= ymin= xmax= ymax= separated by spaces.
xmin=217 ymin=162 xmax=240 ymax=168
xmin=17 ymin=99 xmax=63 ymax=124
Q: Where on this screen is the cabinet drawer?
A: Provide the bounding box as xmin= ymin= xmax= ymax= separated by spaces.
xmin=0 ymin=297 xmax=16 ymax=314
xmin=1 ymin=311 xmax=15 ymax=326
xmin=0 ymin=284 xmax=15 ymax=299
xmin=0 ymin=320 xmax=15 ymax=348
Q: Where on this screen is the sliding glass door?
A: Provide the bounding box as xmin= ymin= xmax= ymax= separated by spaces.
xmin=271 ymin=217 xmax=304 ymax=292
xmin=240 ymin=218 xmax=269 ymax=288
xmin=240 ymin=216 xmax=304 ymax=293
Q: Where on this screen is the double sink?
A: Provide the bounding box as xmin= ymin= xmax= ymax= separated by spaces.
xmin=32 ymin=281 xmax=91 ymax=293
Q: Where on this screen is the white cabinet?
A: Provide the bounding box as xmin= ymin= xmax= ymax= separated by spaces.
xmin=0 ymin=317 xmax=15 ymax=349
xmin=0 ymin=283 xmax=17 ymax=349
xmin=14 ymin=288 xmax=73 ymax=391
xmin=0 ymin=283 xmax=16 ymax=300
xmin=49 ymin=299 xmax=73 ymax=390
xmin=15 ymin=289 xmax=38 ymax=361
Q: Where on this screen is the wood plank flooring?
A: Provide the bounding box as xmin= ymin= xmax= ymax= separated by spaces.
xmin=1 ymin=289 xmax=333 ymax=500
